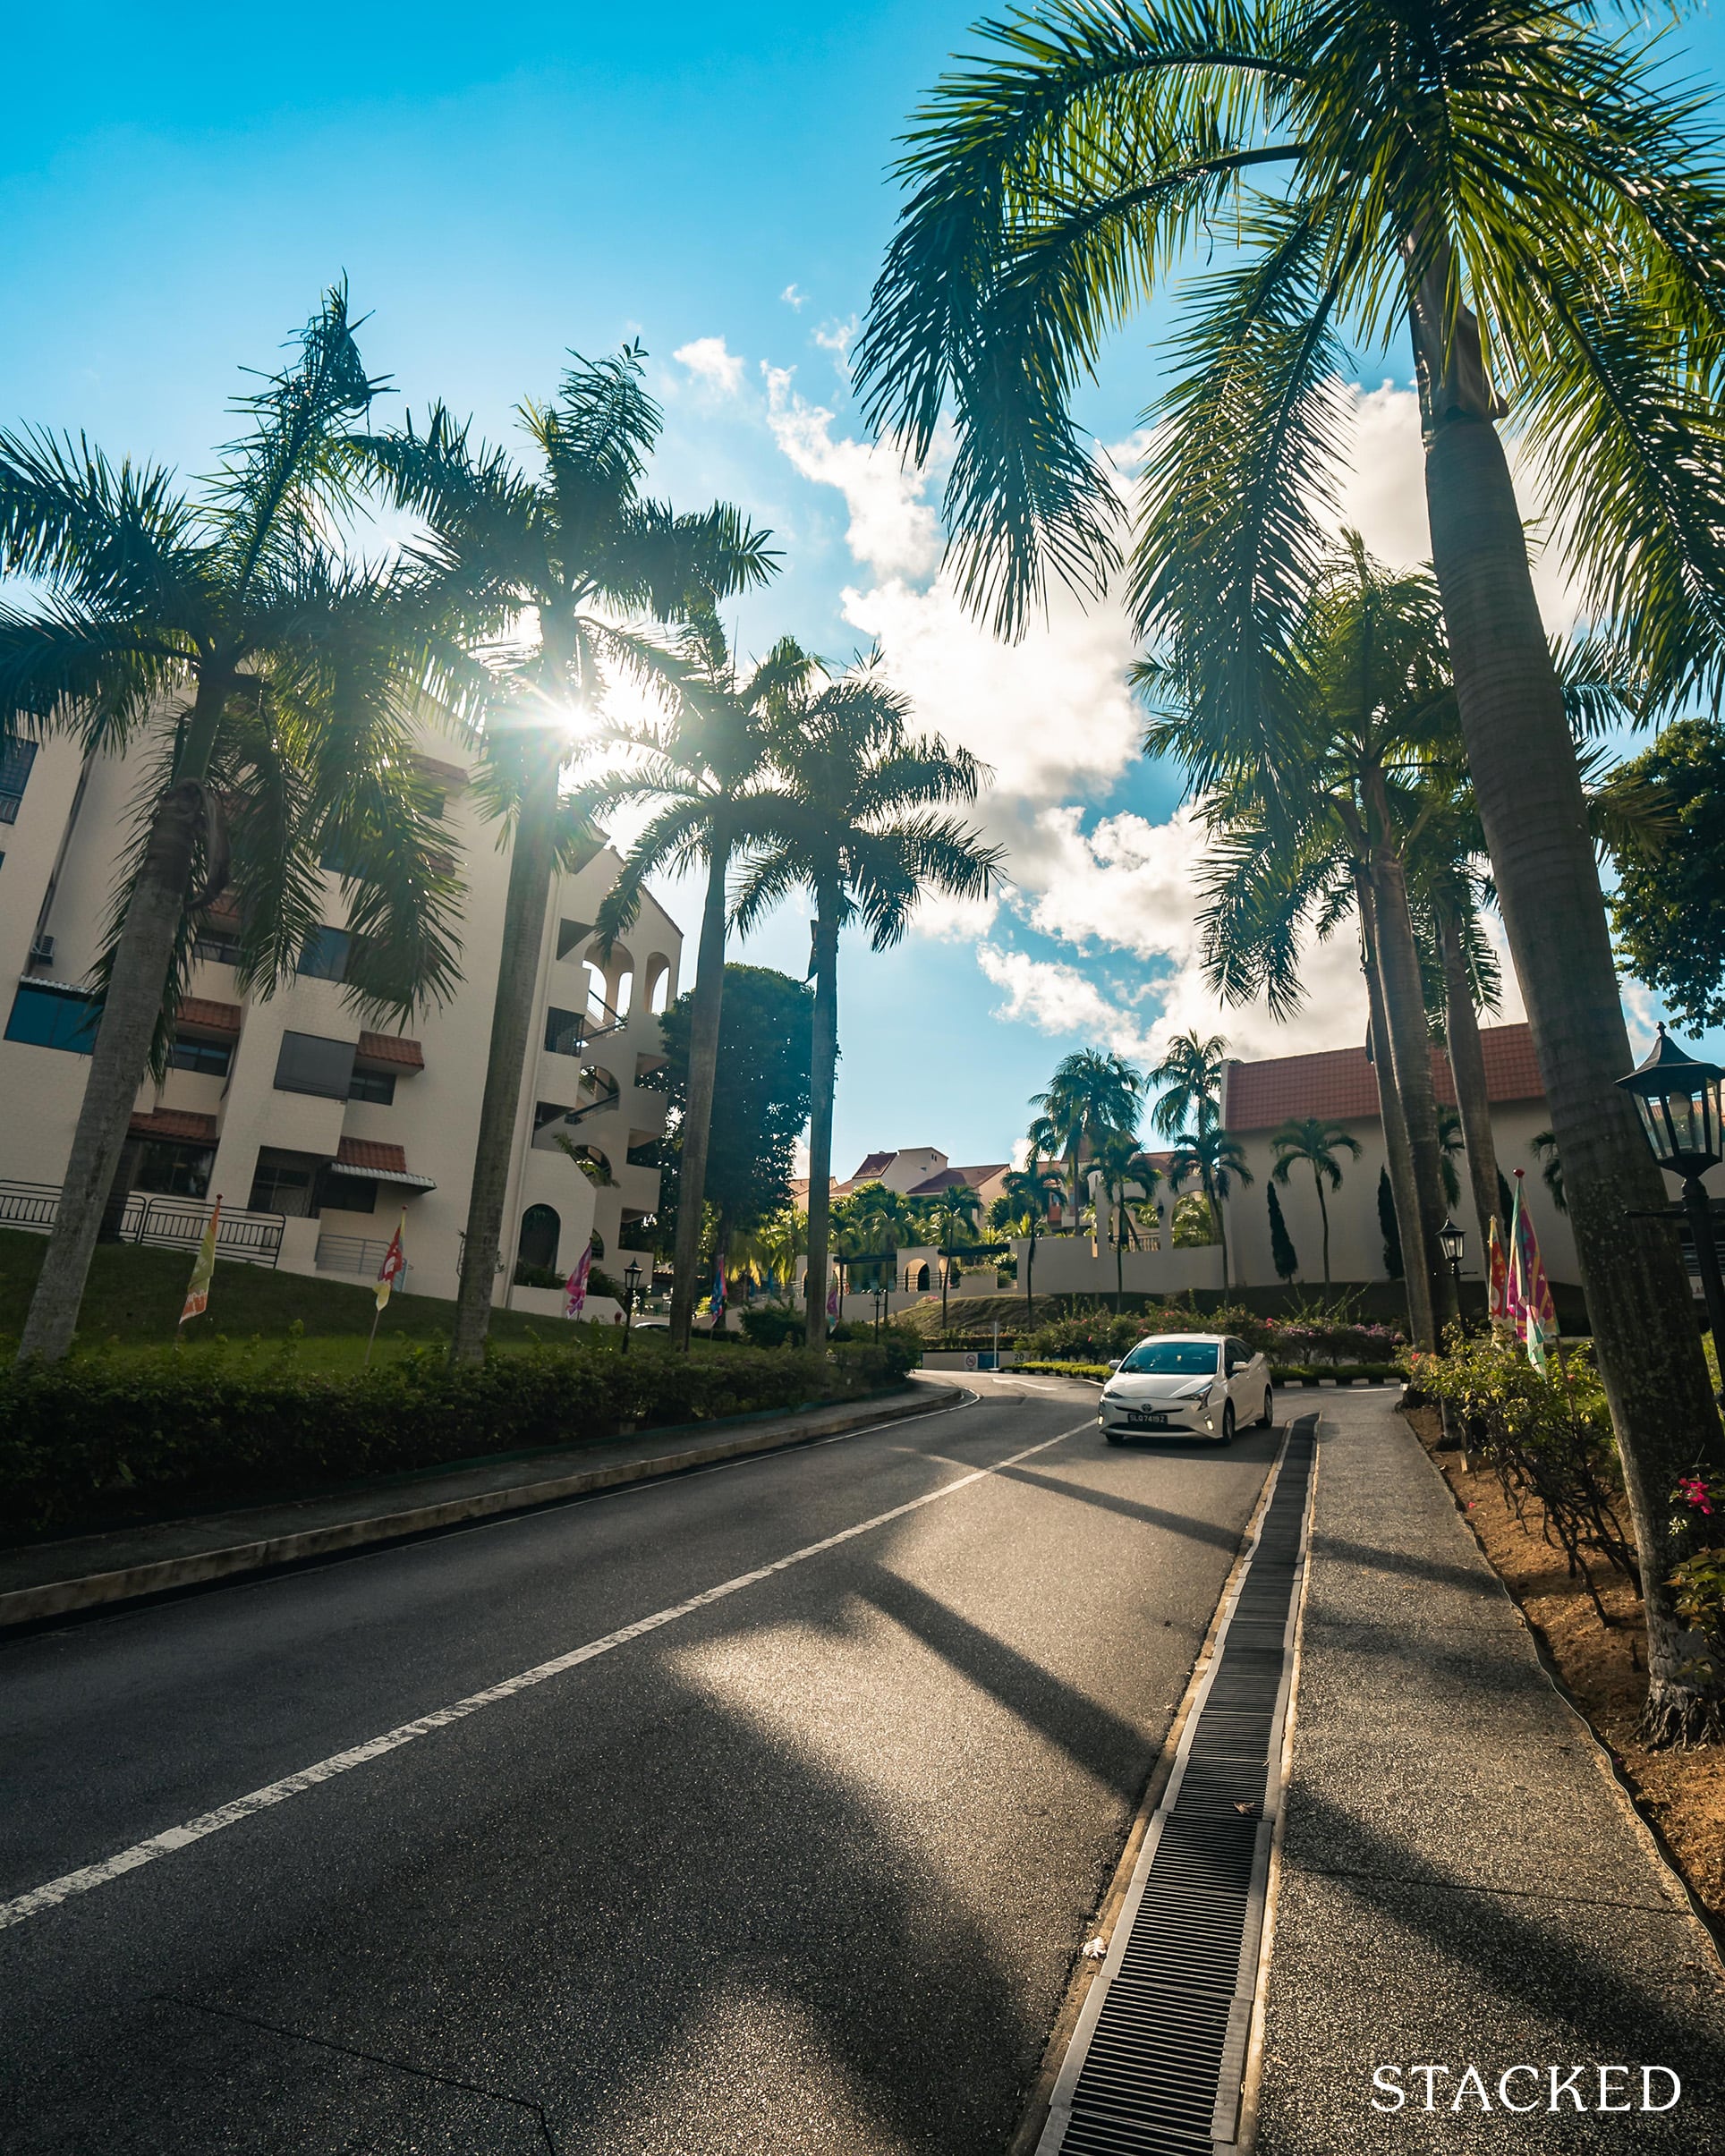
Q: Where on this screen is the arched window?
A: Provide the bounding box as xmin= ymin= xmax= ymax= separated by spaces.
xmin=912 ymin=1262 xmax=930 ymax=1292
xmin=642 ymin=955 xmax=672 ymax=1014
xmin=517 ymin=1204 xmax=560 ymax=1272
xmin=589 ymin=1229 xmax=606 ymax=1260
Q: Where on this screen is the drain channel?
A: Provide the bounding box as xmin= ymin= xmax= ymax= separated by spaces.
xmin=1035 ymin=1416 xmax=1317 ymax=2156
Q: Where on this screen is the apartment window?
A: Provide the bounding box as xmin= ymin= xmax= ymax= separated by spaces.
xmin=274 ymin=1030 xmax=355 ymax=1100
xmin=346 ymin=1065 xmax=396 ymax=1106
xmin=319 ymin=1170 xmax=378 ymax=1215
xmin=297 ymin=926 xmax=353 ymax=982
xmin=0 ymin=739 xmax=38 ymax=824
xmin=134 ymin=1141 xmax=214 ymax=1200
xmin=4 ymin=984 xmax=99 ymax=1054
xmin=194 ymin=925 xmax=242 ymax=966
xmin=169 ymin=1034 xmax=234 ymax=1079
xmin=248 ymin=1149 xmax=325 ymax=1218
xmin=544 ymin=1006 xmax=584 ymax=1057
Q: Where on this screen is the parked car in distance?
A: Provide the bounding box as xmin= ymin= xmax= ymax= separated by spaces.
xmin=1097 ymin=1333 xmax=1273 ymax=1447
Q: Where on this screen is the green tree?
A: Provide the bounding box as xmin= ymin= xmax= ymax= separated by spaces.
xmin=924 ymin=1182 xmax=984 ymax=1331
xmin=1267 ymin=1182 xmax=1300 ymax=1284
xmin=580 ymin=624 xmax=803 ymax=1347
xmin=644 ymin=964 xmax=814 ymax=1275
xmin=1270 ymin=1116 xmax=1363 ymax=1287
xmin=732 ymin=658 xmax=1003 ymax=1347
xmin=1091 ymin=1128 xmax=1164 ymax=1310
xmin=854 ymin=0 xmax=1725 ymax=1737
xmin=1609 ymin=718 xmax=1725 ymax=1032
xmin=1165 ymin=1125 xmax=1253 ymax=1292
xmin=992 ymin=1159 xmax=1066 ymax=1320
xmin=1 ymin=290 xmax=463 ymax=1365
xmin=1032 ymin=1049 xmax=1145 ymax=1218
xmin=1147 ymin=1031 xmax=1226 ymax=1142
xmin=358 ymin=344 xmax=775 ymax=1364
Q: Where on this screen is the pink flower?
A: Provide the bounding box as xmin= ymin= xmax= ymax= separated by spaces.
xmin=1678 ymin=1475 xmax=1714 ymax=1515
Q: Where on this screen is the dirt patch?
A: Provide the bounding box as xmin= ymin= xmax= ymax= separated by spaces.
xmin=1402 ymin=1400 xmax=1725 ymax=1924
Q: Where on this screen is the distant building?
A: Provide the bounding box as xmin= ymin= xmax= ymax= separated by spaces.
xmin=793 ymin=1146 xmax=1012 ymax=1211
xmin=0 ymin=728 xmax=681 ymax=1311
xmin=1219 ymin=1024 xmax=1576 ymax=1286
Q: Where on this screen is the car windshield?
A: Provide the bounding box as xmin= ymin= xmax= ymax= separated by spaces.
xmin=1119 ymin=1340 xmax=1219 ymax=1376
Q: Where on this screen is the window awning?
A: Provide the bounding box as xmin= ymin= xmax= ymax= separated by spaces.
xmin=335 ymin=1136 xmax=435 ymax=1193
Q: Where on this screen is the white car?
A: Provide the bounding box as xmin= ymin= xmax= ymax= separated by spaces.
xmin=1097 ymin=1332 xmax=1274 ymax=1447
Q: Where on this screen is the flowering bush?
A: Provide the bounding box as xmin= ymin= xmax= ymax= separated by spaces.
xmin=1670 ymin=1473 xmax=1725 ymax=1672
xmin=1021 ymin=1297 xmax=1403 ymax=1368
xmin=1404 ymin=1330 xmax=1635 ymax=1609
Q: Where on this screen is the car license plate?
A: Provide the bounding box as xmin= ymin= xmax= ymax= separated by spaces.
xmin=1127 ymin=1412 xmax=1168 ymax=1428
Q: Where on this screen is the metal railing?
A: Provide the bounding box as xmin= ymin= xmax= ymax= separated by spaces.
xmin=316 ymin=1233 xmax=410 ymax=1283
xmin=0 ymin=1181 xmax=285 ymax=1267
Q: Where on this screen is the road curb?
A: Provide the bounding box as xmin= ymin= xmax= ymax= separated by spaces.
xmin=0 ymin=1384 xmax=963 ymax=1630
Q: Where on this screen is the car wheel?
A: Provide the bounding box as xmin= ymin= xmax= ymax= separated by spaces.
xmin=1260 ymin=1387 xmax=1274 ymax=1429
xmin=1216 ymin=1403 xmax=1235 ymax=1447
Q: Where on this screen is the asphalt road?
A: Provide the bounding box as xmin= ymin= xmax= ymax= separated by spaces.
xmin=0 ymin=1374 xmax=1279 ymax=2155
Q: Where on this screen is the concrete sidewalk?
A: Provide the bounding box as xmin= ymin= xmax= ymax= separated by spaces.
xmin=0 ymin=1379 xmax=959 ymax=1627
xmin=1254 ymin=1388 xmax=1725 ymax=2150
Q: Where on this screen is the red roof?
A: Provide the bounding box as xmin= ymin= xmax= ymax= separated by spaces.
xmin=356 ymin=1030 xmax=425 ymax=1070
xmin=849 ymin=1150 xmax=895 ymax=1181
xmin=175 ymin=997 xmax=242 ymax=1035
xmin=1222 ymin=1023 xmax=1545 ymax=1131
xmin=130 ymin=1108 xmax=218 ymax=1144
xmin=336 ymin=1138 xmax=408 ymax=1174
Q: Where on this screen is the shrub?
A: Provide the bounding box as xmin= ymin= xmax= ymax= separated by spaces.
xmin=0 ymin=1332 xmax=922 ymax=1541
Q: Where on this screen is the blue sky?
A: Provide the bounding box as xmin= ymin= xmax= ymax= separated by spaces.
xmin=7 ymin=4 xmax=1724 ymax=1176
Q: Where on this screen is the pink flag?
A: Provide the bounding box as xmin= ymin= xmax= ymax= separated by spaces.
xmin=827 ymin=1276 xmax=839 ymax=1319
xmin=1508 ymin=1170 xmax=1559 ymax=1371
xmin=564 ymin=1244 xmax=593 ymax=1319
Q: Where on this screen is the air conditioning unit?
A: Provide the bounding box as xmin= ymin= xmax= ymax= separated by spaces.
xmin=28 ymin=934 xmax=55 ymax=967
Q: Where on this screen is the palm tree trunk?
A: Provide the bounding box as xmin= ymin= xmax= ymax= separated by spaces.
xmin=940 ymin=1233 xmax=950 ymax=1332
xmin=1025 ymin=1230 xmax=1034 ymax=1325
xmin=1115 ymin=1198 xmax=1125 ymax=1310
xmin=1439 ymin=911 xmax=1504 ymax=1274
xmin=1424 ymin=395 xmax=1725 ymax=1743
xmin=803 ymin=883 xmax=841 ymax=1351
xmin=1313 ymin=1167 xmax=1330 ymax=1287
xmin=668 ymin=851 xmax=730 ymax=1350
xmin=17 ymin=777 xmax=208 ymax=1363
xmin=1369 ymin=848 xmax=1457 ymax=1342
xmin=1357 ymin=873 xmax=1432 ymax=1346
xmin=451 ymin=770 xmax=558 ymax=1364
xmin=1204 ymin=1167 xmax=1229 ymax=1293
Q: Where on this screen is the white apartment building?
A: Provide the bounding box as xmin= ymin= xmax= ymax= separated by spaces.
xmin=0 ymin=728 xmax=681 ymax=1312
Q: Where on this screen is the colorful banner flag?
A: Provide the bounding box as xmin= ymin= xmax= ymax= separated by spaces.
xmin=1508 ymin=1170 xmax=1560 ymax=1371
xmin=827 ymin=1274 xmax=839 ymax=1319
xmin=564 ymin=1243 xmax=593 ymax=1319
xmin=1486 ymin=1216 xmax=1509 ymax=1328
xmin=179 ymin=1196 xmax=221 ymax=1327
xmin=712 ymin=1254 xmax=727 ymax=1315
xmin=376 ymin=1210 xmax=407 ymax=1311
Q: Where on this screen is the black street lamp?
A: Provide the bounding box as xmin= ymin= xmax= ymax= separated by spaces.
xmin=1617 ymin=1023 xmax=1725 ymax=1399
xmin=1439 ymin=1216 xmax=1466 ymax=1308
xmin=622 ymin=1259 xmax=642 ymax=1354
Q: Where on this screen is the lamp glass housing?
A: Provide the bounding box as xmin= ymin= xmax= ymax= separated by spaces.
xmin=1617 ymin=1026 xmax=1725 ymax=1179
xmin=1439 ymin=1217 xmax=1466 ymax=1266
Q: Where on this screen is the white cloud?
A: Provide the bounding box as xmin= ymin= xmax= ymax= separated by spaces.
xmin=763 ymin=364 xmax=944 ymax=581
xmin=780 ymin=283 xmax=807 ymax=312
xmin=673 ymin=336 xmax=745 ymax=396
xmin=977 ymin=946 xmax=1158 ymax=1062
xmin=812 ymin=314 xmax=859 ymax=377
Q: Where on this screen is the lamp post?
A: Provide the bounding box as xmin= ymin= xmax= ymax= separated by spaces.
xmin=622 ymin=1259 xmax=642 ymax=1354
xmin=1439 ymin=1217 xmax=1466 ymax=1320
xmin=1616 ymin=1023 xmax=1725 ymax=1402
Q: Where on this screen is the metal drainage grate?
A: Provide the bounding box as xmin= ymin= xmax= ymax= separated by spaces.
xmin=1036 ymin=1416 xmax=1317 ymax=2156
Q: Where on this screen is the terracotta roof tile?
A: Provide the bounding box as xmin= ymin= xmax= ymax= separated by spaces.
xmin=356 ymin=1030 xmax=425 ymax=1070
xmin=129 ymin=1108 xmax=218 ymax=1144
xmin=336 ymin=1138 xmax=408 ymax=1174
xmin=175 ymin=996 xmax=242 ymax=1035
xmin=1222 ymin=1023 xmax=1546 ymax=1131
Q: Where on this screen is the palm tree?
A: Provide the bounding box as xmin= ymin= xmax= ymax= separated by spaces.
xmin=757 ymin=1203 xmax=807 ymax=1298
xmin=574 ymin=618 xmax=801 ymax=1348
xmin=1270 ymin=1117 xmax=1362 ymax=1287
xmin=1032 ymin=1049 xmax=1144 ymax=1218
xmin=993 ymin=1159 xmax=1066 ymax=1320
xmin=1092 ymin=1129 xmax=1164 ymax=1309
xmin=358 ymin=346 xmax=776 ymax=1363
xmin=1 ymin=289 xmax=464 ymax=1365
xmin=924 ymin=1183 xmax=984 ymax=1332
xmin=731 ymin=659 xmax=1003 ymax=1348
xmin=1531 ymin=1131 xmax=1567 ymax=1216
xmin=1164 ymin=1125 xmax=1253 ymax=1293
xmin=854 ymin=0 xmax=1725 ymax=1738
xmin=1147 ymin=1032 xmax=1228 ymax=1142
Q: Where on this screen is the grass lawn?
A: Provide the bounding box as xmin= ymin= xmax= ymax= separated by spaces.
xmin=0 ymin=1227 xmax=622 ymax=1372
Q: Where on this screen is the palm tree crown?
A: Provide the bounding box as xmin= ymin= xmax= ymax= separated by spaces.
xmin=1032 ymin=1048 xmax=1144 ymax=1215
xmin=1270 ymin=1116 xmax=1363 ymax=1286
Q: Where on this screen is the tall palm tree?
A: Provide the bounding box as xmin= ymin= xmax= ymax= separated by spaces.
xmin=574 ymin=618 xmax=801 ymax=1348
xmin=358 ymin=346 xmax=776 ymax=1363
xmin=1164 ymin=1125 xmax=1253 ymax=1293
xmin=1 ymin=289 xmax=464 ymax=1365
xmin=1270 ymin=1117 xmax=1363 ymax=1287
xmin=854 ymin=0 xmax=1725 ymax=1738
xmin=1147 ymin=1032 xmax=1228 ymax=1142
xmin=731 ymin=659 xmax=1003 ymax=1347
xmin=924 ymin=1182 xmax=984 ymax=1332
xmin=993 ymin=1158 xmax=1066 ymax=1320
xmin=1032 ymin=1048 xmax=1144 ymax=1218
xmin=1092 ymin=1129 xmax=1164 ymax=1309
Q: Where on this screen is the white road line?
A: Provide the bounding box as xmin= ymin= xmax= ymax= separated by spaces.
xmin=1 ymin=1417 xmax=1093 ymax=1933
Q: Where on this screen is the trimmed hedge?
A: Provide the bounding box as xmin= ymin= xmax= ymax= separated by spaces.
xmin=0 ymin=1334 xmax=921 ymax=1541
